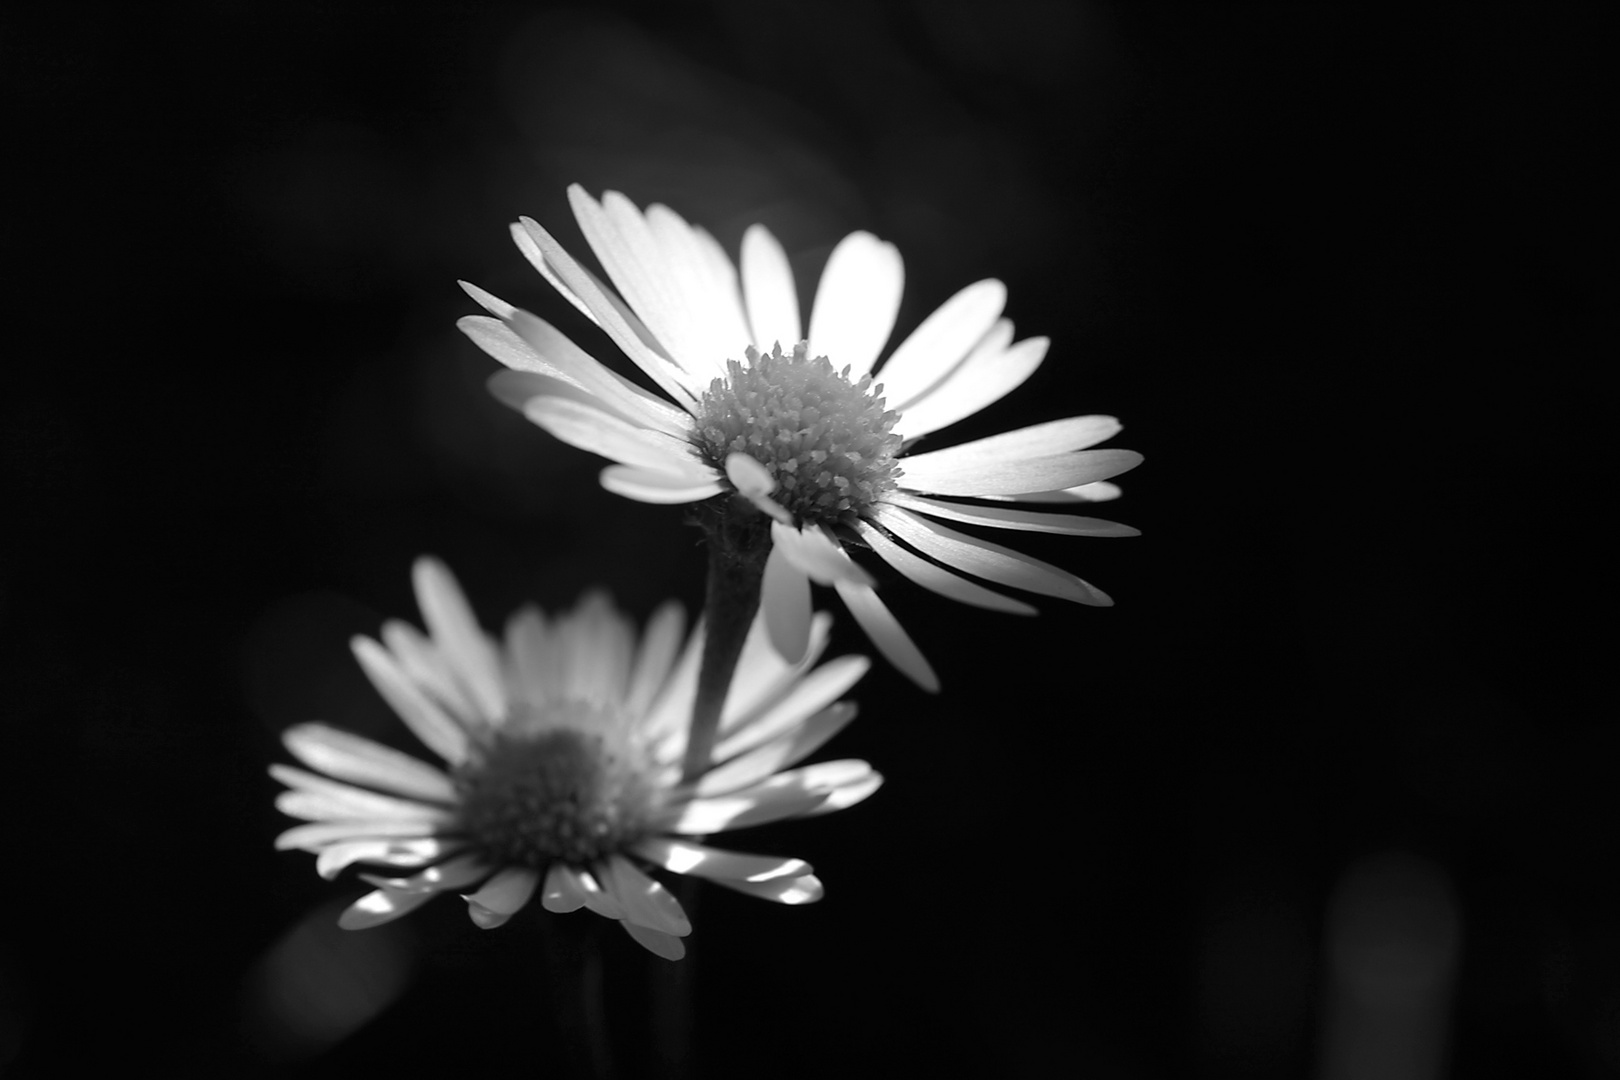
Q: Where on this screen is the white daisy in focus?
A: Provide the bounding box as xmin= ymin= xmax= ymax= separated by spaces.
xmin=271 ymin=558 xmax=877 ymax=961
xmin=459 ymin=186 xmax=1143 ymax=690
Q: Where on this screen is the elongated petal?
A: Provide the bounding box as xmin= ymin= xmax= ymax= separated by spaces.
xmin=882 ymin=492 xmax=1139 ymax=536
xmin=807 ymin=232 xmax=903 ymax=379
xmin=523 ymin=396 xmax=702 ymax=475
xmin=378 ymin=620 xmax=476 ymax=725
xmin=350 ymin=637 xmax=468 ymax=765
xmin=872 ymin=505 xmax=1111 ymax=605
xmin=700 ymin=702 xmax=861 ymax=797
xmin=271 ymin=765 xmax=454 ymax=824
xmin=645 ymin=202 xmax=752 ymax=381
xmin=602 ymin=856 xmax=691 ymax=936
xmin=905 ymin=415 xmax=1122 ymax=468
xmin=708 ymin=873 xmax=824 ymax=905
xmin=625 ymin=601 xmax=687 ymax=718
xmin=879 ymin=279 xmax=1006 ymax=407
xmin=633 ymin=837 xmax=812 ymax=883
xmin=515 ymin=217 xmax=702 ymax=411
xmin=713 ymin=656 xmax=869 ymax=767
xmin=492 ymin=309 xmax=695 ymax=436
xmin=670 ymin=759 xmax=879 ymax=833
xmin=275 ymin=818 xmax=442 ymax=852
xmin=833 ymin=580 xmax=939 ymax=692
xmin=719 ymin=611 xmax=834 ymax=733
xmin=770 ymin=522 xmax=875 ymax=588
xmin=621 ymin=921 xmax=686 ymax=960
xmin=283 ymin=723 xmax=457 ymax=804
xmin=741 ymin=224 xmax=801 ymax=349
xmin=761 ymin=543 xmax=812 ymax=664
xmin=359 ymin=854 xmax=489 ymax=895
xmin=338 ymin=887 xmax=438 ymax=930
xmin=599 ymin=464 xmax=722 ymax=504
xmin=984 ymin=480 xmax=1124 ymax=504
xmin=314 ymin=837 xmax=459 ymax=880
xmin=853 ymin=520 xmax=1036 ymax=614
xmin=894 ymin=333 xmax=1048 ymax=440
xmin=458 ymin=314 xmax=552 ymax=374
xmin=413 ymin=558 xmax=505 ymax=726
xmin=898 ymin=448 xmax=1142 ymax=497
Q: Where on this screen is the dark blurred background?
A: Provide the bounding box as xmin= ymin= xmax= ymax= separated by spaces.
xmin=1 ymin=2 xmax=1608 ymax=1077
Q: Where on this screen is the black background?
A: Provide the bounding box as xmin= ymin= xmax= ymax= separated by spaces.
xmin=2 ymin=3 xmax=1609 ymax=1077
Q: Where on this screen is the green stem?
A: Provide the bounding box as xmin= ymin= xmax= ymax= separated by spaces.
xmin=681 ymin=497 xmax=772 ymax=783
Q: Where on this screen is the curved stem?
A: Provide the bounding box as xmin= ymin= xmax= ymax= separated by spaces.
xmin=681 ymin=497 xmax=771 ymax=783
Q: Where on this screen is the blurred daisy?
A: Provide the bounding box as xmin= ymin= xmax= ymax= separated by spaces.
xmin=271 ymin=558 xmax=877 ymax=961
xmin=460 ymin=186 xmax=1142 ymax=690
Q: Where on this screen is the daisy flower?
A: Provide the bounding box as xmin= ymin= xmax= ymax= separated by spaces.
xmin=271 ymin=558 xmax=877 ymax=961
xmin=459 ymin=185 xmax=1142 ymax=690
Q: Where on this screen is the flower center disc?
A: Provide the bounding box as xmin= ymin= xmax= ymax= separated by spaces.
xmin=454 ymin=711 xmax=658 ymax=868
xmin=695 ymin=342 xmax=903 ymax=524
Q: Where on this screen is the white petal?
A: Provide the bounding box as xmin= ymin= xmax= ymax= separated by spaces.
xmin=523 ymin=396 xmax=702 ymax=476
xmin=670 ymin=759 xmax=879 ymax=833
xmin=465 ymin=867 xmax=540 ymax=928
xmin=360 ymin=854 xmax=489 ymax=895
xmin=883 ymin=492 xmax=1139 ymax=536
xmin=412 ymin=558 xmax=505 ymax=726
xmin=572 ymin=189 xmax=719 ymax=385
xmin=459 ymin=279 xmax=519 ymax=320
xmin=625 ymin=601 xmax=687 ymax=719
xmin=314 ymin=837 xmax=459 ymax=880
xmin=270 ymin=765 xmax=453 ymax=824
xmin=719 ymin=610 xmax=834 ymax=733
xmin=550 ymin=865 xmax=625 ymax=921
xmin=514 ymin=216 xmax=702 ymax=411
xmin=602 ymin=856 xmax=691 ymax=936
xmin=700 ymin=702 xmax=861 ymax=797
xmin=898 ymin=447 xmax=1143 ymax=497
xmin=726 ymin=453 xmax=792 ymax=523
xmin=770 ymin=521 xmax=875 ymax=588
xmin=984 ymin=480 xmax=1125 ymax=503
xmin=832 ymin=580 xmax=939 ymax=692
xmin=338 ymin=887 xmax=438 ymax=930
xmin=540 ymin=863 xmax=587 ymax=913
xmin=893 ymin=332 xmax=1048 ymax=440
xmin=554 ymin=591 xmax=634 ymax=708
xmin=760 ymin=543 xmax=811 ymax=664
xmin=714 ymin=655 xmax=869 ymax=766
xmin=378 ymin=620 xmax=477 ymax=726
xmin=350 ymin=636 xmax=469 ymax=765
xmin=282 ymin=723 xmax=457 ymax=804
xmin=620 ymin=921 xmax=686 ymax=960
xmin=807 ymin=231 xmax=903 ymax=378
xmin=599 ymin=464 xmax=723 ymax=504
xmin=852 ymin=520 xmax=1036 ymax=615
xmin=633 ymin=837 xmax=811 ymax=883
xmin=906 ymin=415 xmax=1123 ymax=465
xmin=741 ymin=224 xmax=802 ymax=350
xmin=708 ymin=872 xmax=824 ymax=905
xmin=645 ymin=202 xmax=752 ymax=382
xmin=878 ymin=279 xmax=1006 ymax=408
xmin=458 ymin=314 xmax=552 ymax=374
xmin=871 ymin=504 xmax=1112 ymax=606
xmin=500 ymin=308 xmax=695 ymax=435
xmin=275 ymin=818 xmax=442 ymax=852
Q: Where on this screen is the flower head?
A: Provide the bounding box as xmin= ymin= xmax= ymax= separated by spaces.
xmin=459 ymin=186 xmax=1143 ymax=690
xmin=272 ymin=558 xmax=877 ymax=960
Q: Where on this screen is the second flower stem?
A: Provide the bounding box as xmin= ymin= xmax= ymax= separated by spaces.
xmin=681 ymin=497 xmax=771 ymax=784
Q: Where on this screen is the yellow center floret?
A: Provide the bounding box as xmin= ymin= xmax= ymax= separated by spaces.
xmin=695 ymin=342 xmax=904 ymax=524
xmin=454 ymin=705 xmax=659 ymax=868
